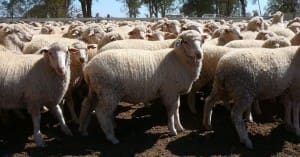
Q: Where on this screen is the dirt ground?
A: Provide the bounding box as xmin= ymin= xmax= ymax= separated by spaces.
xmin=0 ymin=94 xmax=299 ymax=157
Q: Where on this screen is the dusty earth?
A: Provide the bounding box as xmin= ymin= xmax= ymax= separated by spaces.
xmin=0 ymin=93 xmax=299 ymax=157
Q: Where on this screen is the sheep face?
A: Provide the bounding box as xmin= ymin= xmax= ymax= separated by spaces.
xmin=221 ymin=27 xmax=243 ymax=40
xmin=255 ymin=31 xmax=277 ymax=40
xmin=83 ymin=26 xmax=105 ymax=44
xmin=177 ymin=30 xmax=208 ymax=63
xmin=166 ymin=20 xmax=181 ymax=35
xmin=40 ymin=42 xmax=70 ymax=77
xmin=2 ymin=25 xmax=33 ymax=42
xmin=70 ymin=42 xmax=96 ymax=64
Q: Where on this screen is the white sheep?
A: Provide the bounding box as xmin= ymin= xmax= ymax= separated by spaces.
xmin=0 ymin=42 xmax=74 ymax=147
xmin=203 ymin=46 xmax=300 ymax=149
xmin=205 ymin=26 xmax=243 ymax=46
xmin=78 ymin=30 xmax=208 ymax=144
xmin=224 ymin=36 xmax=291 ymax=48
xmin=0 ymin=24 xmax=33 ymax=53
xmin=98 ymin=39 xmax=175 ymax=53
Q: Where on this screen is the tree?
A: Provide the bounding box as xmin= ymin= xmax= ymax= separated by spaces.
xmin=252 ymin=0 xmax=261 ymax=16
xmin=117 ymin=0 xmax=142 ymax=18
xmin=142 ymin=0 xmax=176 ymax=18
xmin=24 ymin=0 xmax=73 ymax=18
xmin=79 ymin=0 xmax=97 ymax=17
xmin=239 ymin=0 xmax=246 ymax=17
xmin=1 ymin=0 xmax=27 ymax=18
xmin=266 ymin=0 xmax=299 ymax=17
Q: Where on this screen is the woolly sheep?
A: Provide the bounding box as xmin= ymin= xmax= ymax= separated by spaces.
xmin=81 ymin=24 xmax=106 ymax=44
xmin=0 ymin=42 xmax=73 ymax=147
xmin=288 ymin=22 xmax=300 ymax=33
xmin=291 ymin=32 xmax=300 ymax=45
xmin=271 ymin=11 xmax=284 ymax=24
xmin=78 ymin=30 xmax=207 ymax=144
xmin=255 ymin=30 xmax=278 ymax=40
xmin=0 ymin=24 xmax=33 ymax=53
xmin=246 ymin=16 xmax=265 ymax=31
xmin=203 ymin=46 xmax=300 ymax=149
xmin=98 ymin=39 xmax=175 ymax=53
xmin=224 ymin=36 xmax=290 ymax=48
xmin=205 ymin=26 xmax=243 ymax=46
xmin=262 ymin=36 xmax=291 ymax=48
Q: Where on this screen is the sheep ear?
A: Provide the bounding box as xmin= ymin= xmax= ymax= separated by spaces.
xmin=128 ymin=30 xmax=134 ymax=35
xmin=72 ymin=30 xmax=79 ymax=36
xmin=68 ymin=47 xmax=79 ymax=53
xmin=87 ymin=44 xmax=97 ymax=49
xmin=110 ymin=35 xmax=116 ymax=41
xmin=4 ymin=27 xmax=11 ymax=33
xmin=88 ymin=30 xmax=94 ymax=36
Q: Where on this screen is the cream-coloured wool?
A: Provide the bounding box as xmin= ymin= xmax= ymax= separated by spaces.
xmin=0 ymin=42 xmax=73 ymax=147
xmin=79 ymin=30 xmax=207 ymax=144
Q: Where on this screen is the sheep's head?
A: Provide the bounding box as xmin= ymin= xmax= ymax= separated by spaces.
xmin=146 ymin=31 xmax=165 ymax=41
xmin=255 ymin=30 xmax=277 ymax=40
xmin=175 ymin=30 xmax=209 ymax=64
xmin=69 ymin=41 xmax=97 ymax=64
xmin=41 ymin=25 xmax=56 ymax=34
xmin=220 ymin=26 xmax=243 ymax=42
xmin=98 ymin=31 xmax=124 ymax=48
xmin=128 ymin=26 xmax=148 ymax=39
xmin=181 ymin=22 xmax=203 ymax=34
xmin=82 ymin=25 xmax=105 ymax=44
xmin=165 ymin=20 xmax=181 ymax=35
xmin=262 ymin=36 xmax=291 ymax=48
xmin=39 ymin=42 xmax=70 ymax=78
xmin=271 ymin=11 xmax=284 ymax=24
xmin=247 ymin=16 xmax=265 ymax=31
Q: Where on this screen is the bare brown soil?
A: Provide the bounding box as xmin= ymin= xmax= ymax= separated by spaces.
xmin=0 ymin=95 xmax=299 ymax=157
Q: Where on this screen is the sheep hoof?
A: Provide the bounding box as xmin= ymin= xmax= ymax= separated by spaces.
xmin=62 ymin=126 xmax=73 ymax=136
xmin=107 ymin=136 xmax=119 ymax=144
xmin=243 ymin=139 xmax=253 ymax=149
xmin=36 ymin=140 xmax=46 ymax=147
xmin=203 ymin=124 xmax=212 ymax=131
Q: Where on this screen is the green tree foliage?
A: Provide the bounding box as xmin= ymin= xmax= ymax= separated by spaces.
xmin=142 ymin=0 xmax=177 ymax=17
xmin=266 ymin=0 xmax=299 ymax=17
xmin=117 ymin=0 xmax=142 ymax=18
xmin=1 ymin=0 xmax=40 ymax=18
xmin=180 ymin=0 xmax=238 ymax=17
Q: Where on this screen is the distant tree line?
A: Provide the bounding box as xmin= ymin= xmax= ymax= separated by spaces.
xmin=0 ymin=0 xmax=299 ymax=18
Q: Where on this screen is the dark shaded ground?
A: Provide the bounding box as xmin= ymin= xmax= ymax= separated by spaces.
xmin=0 ymin=94 xmax=299 ymax=157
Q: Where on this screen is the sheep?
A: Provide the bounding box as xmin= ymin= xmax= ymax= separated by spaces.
xmin=0 ymin=24 xmax=33 ymax=53
xmin=262 ymin=36 xmax=291 ymax=48
xmin=205 ymin=26 xmax=243 ymax=46
xmin=80 ymin=24 xmax=106 ymax=44
xmin=98 ymin=39 xmax=175 ymax=53
xmin=246 ymin=16 xmax=265 ymax=31
xmin=78 ymin=30 xmax=208 ymax=144
xmin=288 ymin=22 xmax=300 ymax=33
xmin=271 ymin=11 xmax=284 ymax=24
xmin=224 ymin=36 xmax=291 ymax=48
xmin=202 ymin=46 xmax=300 ymax=149
xmin=96 ymin=31 xmax=124 ymax=50
xmin=0 ymin=42 xmax=74 ymax=147
xmin=127 ymin=25 xmax=150 ymax=39
xmin=40 ymin=25 xmax=62 ymax=34
xmin=255 ymin=30 xmax=278 ymax=40
xmin=291 ymin=32 xmax=300 ymax=45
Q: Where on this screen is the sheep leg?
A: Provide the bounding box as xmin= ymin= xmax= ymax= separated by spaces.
xmin=292 ymin=103 xmax=300 ymax=136
xmin=174 ymin=97 xmax=184 ymax=132
xmin=231 ymin=96 xmax=253 ymax=149
xmin=253 ymin=100 xmax=262 ymax=115
xmin=203 ymin=94 xmax=217 ymax=130
xmin=79 ymin=96 xmax=94 ymax=136
xmin=66 ymin=96 xmax=79 ymax=124
xmin=51 ymin=105 xmax=73 ymax=136
xmin=187 ymin=92 xmax=197 ymax=114
xmin=94 ymin=96 xmax=119 ymax=144
xmin=27 ymin=106 xmax=44 ymax=147
xmin=284 ymin=100 xmax=292 ymax=129
xmin=163 ymin=95 xmax=180 ymax=136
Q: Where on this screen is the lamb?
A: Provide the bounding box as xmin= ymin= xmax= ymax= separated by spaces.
xmin=0 ymin=42 xmax=74 ymax=147
xmin=98 ymin=39 xmax=175 ymax=53
xmin=202 ymin=46 xmax=300 ymax=149
xmin=78 ymin=30 xmax=207 ymax=144
xmin=0 ymin=24 xmax=33 ymax=53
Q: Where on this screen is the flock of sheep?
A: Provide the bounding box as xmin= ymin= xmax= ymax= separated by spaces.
xmin=0 ymin=10 xmax=300 ymax=149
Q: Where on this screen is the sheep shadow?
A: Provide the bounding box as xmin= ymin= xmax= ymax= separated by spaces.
xmin=166 ymin=106 xmax=300 ymax=157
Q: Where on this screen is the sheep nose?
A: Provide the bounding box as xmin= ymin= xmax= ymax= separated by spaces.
xmin=79 ymin=57 xmax=85 ymax=63
xmin=57 ymin=67 xmax=65 ymax=76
